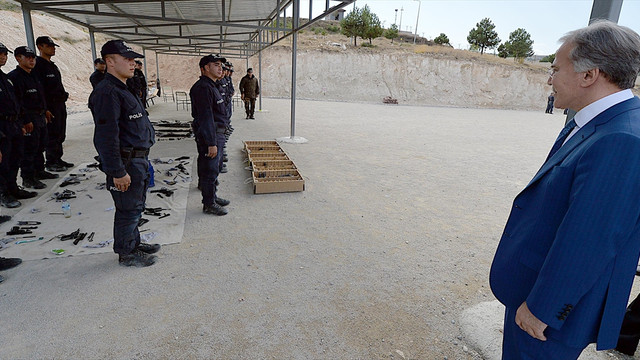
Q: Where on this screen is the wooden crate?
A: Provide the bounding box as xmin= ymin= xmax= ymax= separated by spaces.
xmin=252 ymin=169 xmax=305 ymax=194
xmin=252 ymin=160 xmax=297 ymax=171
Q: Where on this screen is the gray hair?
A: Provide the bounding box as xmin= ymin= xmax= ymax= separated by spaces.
xmin=560 ymin=20 xmax=640 ymax=89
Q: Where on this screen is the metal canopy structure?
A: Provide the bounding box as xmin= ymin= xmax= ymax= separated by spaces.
xmin=16 ymin=0 xmax=355 ymax=140
xmin=16 ymin=0 xmax=353 ymax=58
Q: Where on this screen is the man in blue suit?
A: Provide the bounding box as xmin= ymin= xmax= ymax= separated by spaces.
xmin=490 ymin=21 xmax=640 ymax=359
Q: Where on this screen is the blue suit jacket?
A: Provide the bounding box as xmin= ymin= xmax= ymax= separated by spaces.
xmin=490 ymin=97 xmax=640 ymax=350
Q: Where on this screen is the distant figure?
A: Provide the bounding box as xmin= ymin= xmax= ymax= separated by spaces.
xmin=546 ymin=92 xmax=555 ymax=114
xmin=490 ymin=21 xmax=640 ymax=359
xmin=89 ymin=58 xmax=106 ymax=89
xmin=239 ymin=68 xmax=259 ymax=119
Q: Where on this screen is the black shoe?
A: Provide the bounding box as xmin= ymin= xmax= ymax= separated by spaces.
xmin=136 ymin=243 xmax=161 ymax=254
xmin=203 ymin=203 xmax=228 ymax=216
xmin=250 ymin=115 xmax=255 ymax=119
xmin=220 ymin=165 xmax=228 ymax=173
xmin=215 ymin=197 xmax=230 ymax=206
xmin=36 ymin=170 xmax=59 ymax=180
xmin=118 ymin=249 xmax=157 ymax=267
xmin=22 ymin=178 xmax=46 ymax=189
xmin=11 ymin=188 xmax=37 ymax=200
xmin=0 ymin=215 xmax=10 ymax=225
xmin=45 ymin=163 xmax=67 ymax=172
xmin=0 ymin=257 xmax=22 ymax=271
xmin=0 ymin=193 xmax=21 ymax=208
xmin=223 ymin=156 xmax=228 ymax=162
xmin=58 ymin=159 xmax=75 ymax=168
xmin=0 ymin=274 xmax=3 ymax=283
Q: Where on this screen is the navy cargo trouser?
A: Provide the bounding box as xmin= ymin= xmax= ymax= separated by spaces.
xmin=45 ymin=101 xmax=67 ymax=165
xmin=107 ymin=157 xmax=149 ymax=255
xmin=0 ymin=121 xmax=23 ymax=194
xmin=196 ymin=132 xmax=225 ymax=207
xmin=21 ymin=117 xmax=47 ymax=180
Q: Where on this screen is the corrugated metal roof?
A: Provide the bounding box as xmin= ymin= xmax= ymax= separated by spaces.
xmin=17 ymin=0 xmax=354 ymax=57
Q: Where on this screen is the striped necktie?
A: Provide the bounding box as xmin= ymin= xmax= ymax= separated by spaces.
xmin=546 ymin=119 xmax=577 ymax=161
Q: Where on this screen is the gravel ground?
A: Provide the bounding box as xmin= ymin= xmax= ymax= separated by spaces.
xmin=0 ymin=99 xmax=631 ymax=359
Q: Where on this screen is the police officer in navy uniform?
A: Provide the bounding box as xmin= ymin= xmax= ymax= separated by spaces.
xmin=89 ymin=40 xmax=160 ymax=267
xmin=0 ymin=43 xmax=37 ymax=208
xmin=8 ymin=46 xmax=56 ymax=191
xmin=189 ymin=54 xmax=230 ymax=216
xmin=89 ymin=58 xmax=106 ymax=89
xmin=33 ymin=36 xmax=73 ymax=173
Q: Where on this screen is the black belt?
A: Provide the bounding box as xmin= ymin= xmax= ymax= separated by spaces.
xmin=24 ymin=110 xmax=45 ymax=116
xmin=121 ymin=148 xmax=149 ymax=159
xmin=0 ymin=115 xmax=17 ymax=122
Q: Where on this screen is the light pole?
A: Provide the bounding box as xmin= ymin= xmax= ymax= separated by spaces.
xmin=394 ymin=8 xmax=398 ymax=26
xmin=413 ymin=0 xmax=421 ymax=44
xmin=399 ymin=7 xmax=403 ymax=32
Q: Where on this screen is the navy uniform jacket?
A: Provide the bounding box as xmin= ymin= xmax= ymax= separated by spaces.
xmin=0 ymin=70 xmax=19 ymax=118
xmin=89 ymin=73 xmax=155 ymax=178
xmin=216 ymin=78 xmax=231 ymax=126
xmin=89 ymin=70 xmax=105 ymax=89
xmin=490 ymin=97 xmax=640 ymax=350
xmin=33 ymin=56 xmax=68 ymax=105
xmin=189 ymin=75 xmax=226 ymax=147
xmin=7 ymin=66 xmax=47 ymax=127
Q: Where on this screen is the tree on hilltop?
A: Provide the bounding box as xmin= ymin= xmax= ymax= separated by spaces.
xmin=341 ymin=6 xmax=363 ymax=46
xmin=467 ymin=18 xmax=500 ymax=54
xmin=384 ymin=24 xmax=399 ymax=43
xmin=360 ymin=5 xmax=384 ymax=44
xmin=340 ymin=5 xmax=384 ymax=46
xmin=434 ymin=33 xmax=451 ymax=46
xmin=540 ymin=53 xmax=555 ymax=63
xmin=503 ymin=28 xmax=534 ymax=62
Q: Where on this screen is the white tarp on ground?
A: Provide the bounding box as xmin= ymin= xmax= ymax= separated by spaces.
xmin=0 ymin=157 xmax=193 ymax=261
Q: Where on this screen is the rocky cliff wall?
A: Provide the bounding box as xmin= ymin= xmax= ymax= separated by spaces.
xmin=246 ymin=47 xmax=551 ymax=111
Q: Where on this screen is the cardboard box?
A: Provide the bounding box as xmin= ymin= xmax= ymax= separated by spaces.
xmin=247 ymin=153 xmax=289 ymax=162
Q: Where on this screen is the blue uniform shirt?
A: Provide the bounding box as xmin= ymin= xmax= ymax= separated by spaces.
xmin=190 ymin=75 xmax=226 ymax=146
xmin=89 ymin=72 xmax=155 ymax=178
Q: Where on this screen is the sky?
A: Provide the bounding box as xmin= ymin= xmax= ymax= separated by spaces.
xmin=300 ymin=0 xmax=640 ymax=56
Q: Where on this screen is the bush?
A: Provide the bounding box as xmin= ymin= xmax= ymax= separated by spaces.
xmin=327 ymin=25 xmax=340 ymax=33
xmin=361 ymin=43 xmax=375 ymax=48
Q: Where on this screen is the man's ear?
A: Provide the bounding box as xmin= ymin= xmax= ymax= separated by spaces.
xmin=580 ymin=68 xmax=600 ymax=88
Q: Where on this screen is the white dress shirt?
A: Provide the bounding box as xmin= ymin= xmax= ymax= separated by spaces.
xmin=564 ymin=89 xmax=634 ymax=144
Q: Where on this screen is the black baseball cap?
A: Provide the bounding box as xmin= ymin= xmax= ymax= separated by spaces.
xmin=100 ymin=40 xmax=144 ymax=59
xmin=199 ymin=54 xmax=226 ymax=68
xmin=134 ymin=60 xmax=142 ymax=65
xmin=0 ymin=42 xmax=11 ymax=54
xmin=36 ymin=36 xmax=59 ymax=47
xmin=14 ymin=46 xmax=36 ymax=57
xmin=94 ymin=58 xmax=105 ymax=65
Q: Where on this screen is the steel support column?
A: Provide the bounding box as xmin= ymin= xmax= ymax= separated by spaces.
xmin=21 ymin=3 xmax=35 ymax=50
xmin=259 ymin=29 xmax=263 ymax=111
xmin=289 ymin=0 xmax=299 ymax=139
xmin=89 ymin=28 xmax=97 ymax=61
xmin=589 ymin=0 xmax=623 ymax=23
xmin=155 ymin=51 xmax=160 ymax=85
xmin=142 ymin=48 xmax=147 ymax=77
